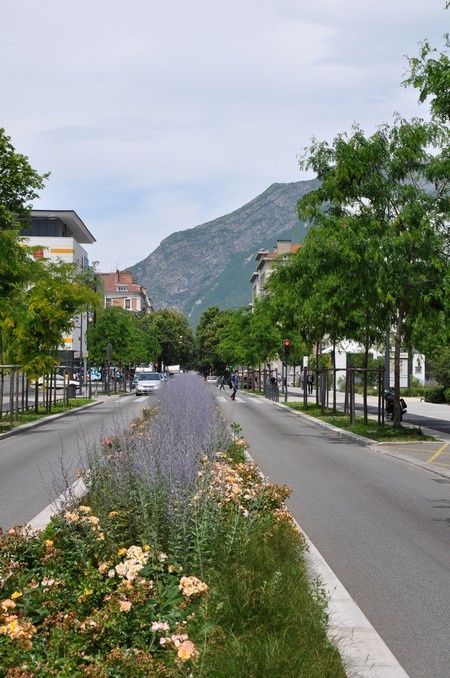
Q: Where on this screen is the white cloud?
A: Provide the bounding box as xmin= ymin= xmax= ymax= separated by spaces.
xmin=0 ymin=0 xmax=445 ymax=269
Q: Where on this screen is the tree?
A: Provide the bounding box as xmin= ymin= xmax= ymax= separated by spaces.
xmin=250 ymin=298 xmax=285 ymax=366
xmin=143 ymin=309 xmax=195 ymax=369
xmin=5 ymin=262 xmax=99 ymax=377
xmin=298 ymin=118 xmax=449 ymax=425
xmin=0 ymin=128 xmax=49 ymax=231
xmin=403 ymin=31 xmax=450 ymax=121
xmin=217 ymin=308 xmax=255 ymax=369
xmin=195 ymin=306 xmax=230 ymax=375
xmin=87 ymin=307 xmax=149 ymax=367
xmin=0 ymin=128 xmax=49 ymax=363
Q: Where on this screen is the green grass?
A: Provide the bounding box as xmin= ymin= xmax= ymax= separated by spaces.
xmin=287 ymin=402 xmax=433 ymax=442
xmin=196 ymin=517 xmax=346 ymax=677
xmin=0 ymin=398 xmax=93 ymax=432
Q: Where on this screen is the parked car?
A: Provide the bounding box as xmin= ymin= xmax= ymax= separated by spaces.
xmin=135 ymin=372 xmax=164 ymax=395
xmin=206 ymin=375 xmax=219 ymax=384
xmin=33 ymin=375 xmax=80 ymax=390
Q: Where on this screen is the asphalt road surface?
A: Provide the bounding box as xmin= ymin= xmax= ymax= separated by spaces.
xmin=217 ymin=391 xmax=450 ymax=678
xmin=0 ymin=394 xmax=150 ymax=529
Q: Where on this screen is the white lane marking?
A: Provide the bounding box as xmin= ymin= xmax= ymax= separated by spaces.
xmin=218 ymin=395 xmax=267 ymax=405
xmin=27 ymin=478 xmax=87 ymax=531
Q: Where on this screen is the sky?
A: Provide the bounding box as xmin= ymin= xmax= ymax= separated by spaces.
xmin=1 ymin=0 xmax=446 ymax=270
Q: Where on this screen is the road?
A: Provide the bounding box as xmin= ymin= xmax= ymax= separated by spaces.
xmin=217 ymin=391 xmax=450 ymax=678
xmin=0 ymin=394 xmax=149 ymax=529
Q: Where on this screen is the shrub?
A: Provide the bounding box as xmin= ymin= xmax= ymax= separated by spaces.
xmin=444 ymin=387 xmax=450 ymax=404
xmin=0 ymin=521 xmax=205 ymax=675
xmin=85 ymin=374 xmax=231 ymax=566
xmin=424 ymin=387 xmax=446 ymax=403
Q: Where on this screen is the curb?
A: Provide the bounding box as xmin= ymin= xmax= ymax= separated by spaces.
xmin=258 ymin=397 xmax=450 ymax=480
xmin=242 ymin=444 xmax=409 ymax=677
xmin=27 ymin=478 xmax=88 ymax=531
xmin=301 ymin=525 xmax=409 ymax=677
xmin=0 ymin=398 xmax=108 ymax=442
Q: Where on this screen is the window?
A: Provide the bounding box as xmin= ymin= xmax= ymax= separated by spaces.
xmin=124 ymin=298 xmax=131 ymax=310
xmin=117 ymin=285 xmax=128 ymax=291
xmin=105 ymin=298 xmax=112 ymax=308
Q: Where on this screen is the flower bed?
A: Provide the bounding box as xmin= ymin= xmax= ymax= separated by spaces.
xmin=1 ymin=374 xmax=345 ymax=677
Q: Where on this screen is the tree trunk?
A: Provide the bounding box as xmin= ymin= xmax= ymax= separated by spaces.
xmin=407 ymin=347 xmax=413 ymax=395
xmin=393 ymin=302 xmax=405 ymax=427
xmin=363 ymin=328 xmax=370 ymax=425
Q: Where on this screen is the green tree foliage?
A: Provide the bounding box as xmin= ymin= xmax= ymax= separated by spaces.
xmin=249 ymin=298 xmax=285 ymax=365
xmin=195 ymin=306 xmax=230 ymax=375
xmin=5 ymin=262 xmax=98 ymax=376
xmin=143 ymin=309 xmax=195 ymax=369
xmin=216 ymin=308 xmax=255 ymax=368
xmin=296 ymin=118 xmax=449 ymax=424
xmin=0 ymin=129 xmax=49 ymax=361
xmin=429 ymin=345 xmax=450 ymax=388
xmin=87 ymin=307 xmax=150 ymax=367
xmin=0 ymin=128 xmax=49 ymax=231
xmin=403 ymin=30 xmax=450 ymax=121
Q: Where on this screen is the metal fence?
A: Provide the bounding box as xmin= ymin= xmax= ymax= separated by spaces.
xmin=0 ymin=364 xmax=134 ymax=424
xmin=235 ymin=363 xmax=387 ymax=423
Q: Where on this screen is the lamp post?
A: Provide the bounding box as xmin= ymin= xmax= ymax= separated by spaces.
xmin=282 ymin=339 xmax=291 ymax=404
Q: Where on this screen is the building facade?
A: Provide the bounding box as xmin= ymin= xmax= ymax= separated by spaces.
xmin=98 ymin=271 xmax=153 ymax=314
xmin=250 ymin=239 xmax=301 ymax=306
xmin=21 ymin=209 xmax=95 ymax=365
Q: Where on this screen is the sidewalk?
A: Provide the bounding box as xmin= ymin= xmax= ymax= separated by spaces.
xmin=262 ymin=387 xmax=450 ymax=477
xmin=286 ymin=386 xmax=450 ymax=423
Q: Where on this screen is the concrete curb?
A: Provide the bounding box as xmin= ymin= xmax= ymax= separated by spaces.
xmin=242 ymin=443 xmax=409 ymax=677
xmin=0 ymin=400 xmax=103 ymax=441
xmin=247 ymin=395 xmax=450 ymax=480
xmin=301 ymin=526 xmax=409 ymax=677
xmin=27 ymin=478 xmax=88 ymax=531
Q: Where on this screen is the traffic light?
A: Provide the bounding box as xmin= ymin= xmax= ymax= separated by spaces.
xmin=282 ymin=338 xmax=291 ymax=357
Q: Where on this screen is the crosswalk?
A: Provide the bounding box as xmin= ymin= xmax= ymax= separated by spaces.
xmin=217 ymin=395 xmax=266 ymax=405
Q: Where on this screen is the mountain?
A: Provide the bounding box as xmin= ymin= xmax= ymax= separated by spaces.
xmin=129 ymin=179 xmax=319 ymax=325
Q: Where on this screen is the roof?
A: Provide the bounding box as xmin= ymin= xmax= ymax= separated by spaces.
xmin=99 ymin=271 xmax=148 ymax=295
xmin=30 ymin=210 xmax=96 ymax=244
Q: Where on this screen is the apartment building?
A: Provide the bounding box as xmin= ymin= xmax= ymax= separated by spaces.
xmin=98 ymin=271 xmax=153 ymax=314
xmin=21 ymin=209 xmax=96 ymax=365
xmin=250 ymin=239 xmax=301 ymax=306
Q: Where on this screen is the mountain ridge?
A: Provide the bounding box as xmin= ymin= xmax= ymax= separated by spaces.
xmin=129 ymin=178 xmax=319 ymax=324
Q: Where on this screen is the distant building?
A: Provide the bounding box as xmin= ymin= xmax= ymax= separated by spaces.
xmin=99 ymin=271 xmax=153 ymax=314
xmin=21 ymin=209 xmax=95 ymax=365
xmin=250 ymin=239 xmax=301 ymax=306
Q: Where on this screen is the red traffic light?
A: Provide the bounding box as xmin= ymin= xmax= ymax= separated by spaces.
xmin=282 ymin=339 xmax=291 ymax=348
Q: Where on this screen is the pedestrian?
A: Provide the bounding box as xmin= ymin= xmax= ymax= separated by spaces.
xmin=230 ymin=372 xmax=239 ymax=400
xmin=307 ymin=372 xmax=315 ymax=394
xmin=219 ymin=376 xmax=226 ymax=390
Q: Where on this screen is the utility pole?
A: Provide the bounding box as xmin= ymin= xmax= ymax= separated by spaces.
xmin=282 ymin=339 xmax=291 ymax=404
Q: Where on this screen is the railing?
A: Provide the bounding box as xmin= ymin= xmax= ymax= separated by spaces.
xmin=264 ymin=380 xmax=280 ymax=402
